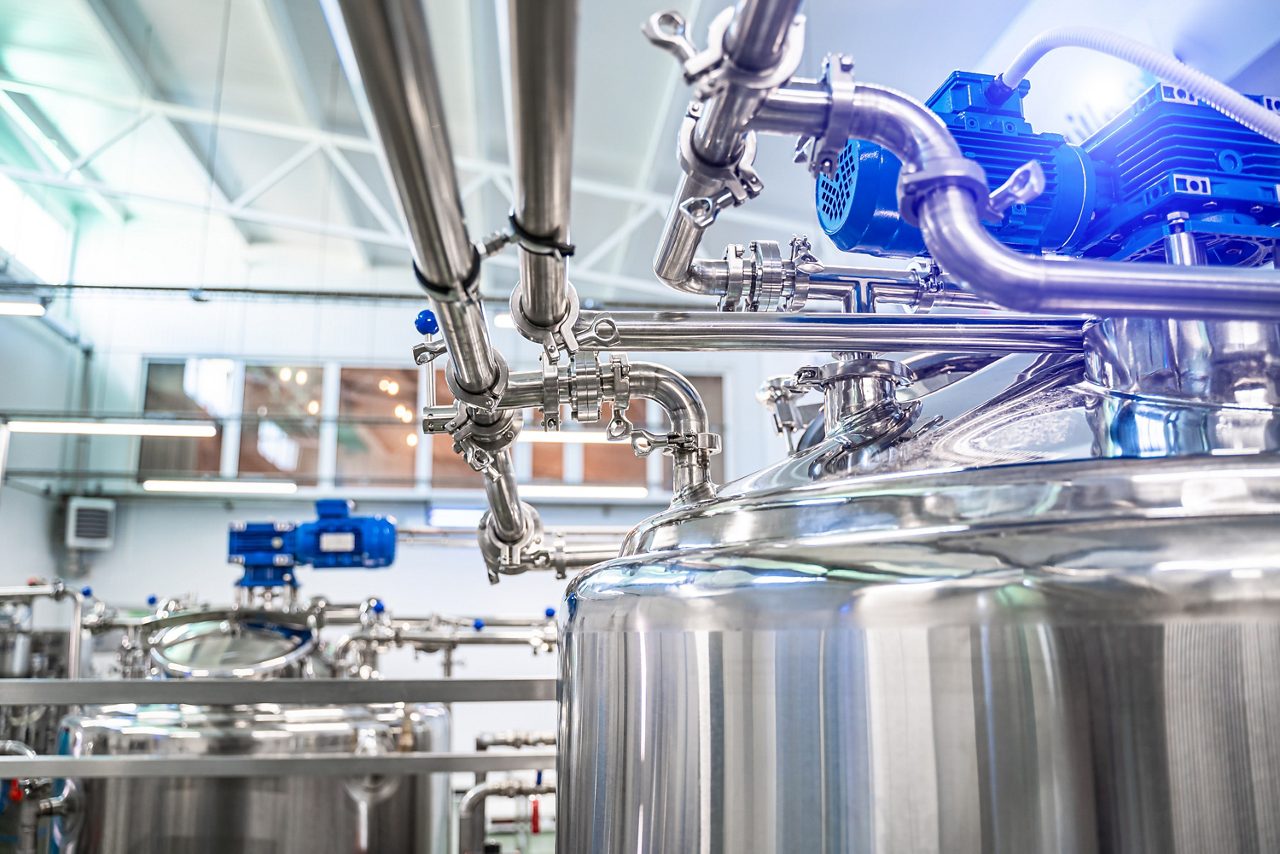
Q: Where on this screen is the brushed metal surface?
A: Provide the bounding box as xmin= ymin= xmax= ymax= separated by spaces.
xmin=56 ymin=703 xmax=450 ymax=854
xmin=559 ymin=505 xmax=1280 ymax=853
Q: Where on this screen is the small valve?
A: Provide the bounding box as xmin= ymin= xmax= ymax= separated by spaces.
xmin=371 ymin=599 xmax=385 ymax=615
xmin=472 ymin=619 xmax=485 ymax=632
xmin=544 ymin=607 xmax=556 ymax=619
xmin=414 ymin=309 xmax=439 ymax=337
xmin=80 ymin=586 xmax=93 ymax=599
xmin=8 ymin=779 xmax=23 ymax=802
xmin=146 ymin=595 xmax=158 ymax=607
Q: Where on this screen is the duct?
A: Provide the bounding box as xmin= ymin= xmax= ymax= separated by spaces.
xmin=503 ymin=0 xmax=580 ymax=344
xmin=755 ymin=81 xmax=1280 ymax=320
xmin=572 ymin=311 xmax=1085 ymax=353
xmin=333 ymin=0 xmax=531 ymax=551
xmin=650 ymin=0 xmax=805 ymax=293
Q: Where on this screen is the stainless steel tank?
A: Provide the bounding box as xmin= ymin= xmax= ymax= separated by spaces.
xmin=55 ymin=607 xmax=451 ymax=854
xmin=558 ymin=333 xmax=1280 ymax=853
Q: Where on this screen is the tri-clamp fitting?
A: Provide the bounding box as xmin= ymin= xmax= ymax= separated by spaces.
xmin=719 ymin=235 xmax=821 ymax=311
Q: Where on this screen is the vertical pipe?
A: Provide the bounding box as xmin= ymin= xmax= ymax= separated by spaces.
xmin=505 ymin=0 xmax=580 ymax=331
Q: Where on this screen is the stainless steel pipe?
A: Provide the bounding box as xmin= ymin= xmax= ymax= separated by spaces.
xmin=334 ymin=0 xmax=528 ymax=547
xmin=499 ymin=362 xmax=717 ymax=502
xmin=504 ymin=0 xmax=579 ymax=331
xmin=573 ymin=311 xmax=1085 ymax=352
xmin=653 ymin=0 xmax=804 ymax=293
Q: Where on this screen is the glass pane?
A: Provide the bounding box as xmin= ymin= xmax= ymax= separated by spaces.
xmin=431 ymin=369 xmax=484 ymax=488
xmin=240 ymin=364 xmax=322 ymax=485
xmin=583 ymin=401 xmax=647 ymax=485
xmin=138 ymin=360 xmax=229 ymax=478
xmin=337 ymin=367 xmax=420 ymax=487
xmin=662 ymin=376 xmax=725 ymax=490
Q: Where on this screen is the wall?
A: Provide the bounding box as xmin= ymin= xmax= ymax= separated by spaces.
xmin=0 ymin=314 xmax=88 ymax=578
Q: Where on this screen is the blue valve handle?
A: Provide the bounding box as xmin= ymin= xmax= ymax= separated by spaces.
xmin=415 ymin=309 xmax=439 ymax=336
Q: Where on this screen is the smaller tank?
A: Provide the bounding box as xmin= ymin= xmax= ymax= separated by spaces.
xmin=55 ymin=606 xmax=451 ymax=854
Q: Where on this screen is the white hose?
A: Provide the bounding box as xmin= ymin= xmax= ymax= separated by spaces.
xmin=999 ymin=26 xmax=1280 ymax=145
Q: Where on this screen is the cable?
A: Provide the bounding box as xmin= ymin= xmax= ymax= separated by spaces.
xmin=991 ymin=26 xmax=1280 ymax=144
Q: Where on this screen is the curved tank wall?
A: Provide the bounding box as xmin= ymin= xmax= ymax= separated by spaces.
xmin=557 ymin=449 xmax=1280 ymax=853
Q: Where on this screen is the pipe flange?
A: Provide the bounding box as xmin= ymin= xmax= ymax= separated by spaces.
xmin=897 ymin=158 xmax=990 ymax=227
xmin=468 ymin=409 xmax=523 ymax=453
xmin=718 ymin=244 xmax=747 ymax=311
xmin=443 ymin=353 xmax=510 ymax=414
xmin=694 ymin=8 xmax=808 ymax=100
xmin=570 ymin=354 xmax=602 ymax=423
xmin=540 ymin=359 xmax=563 ymax=430
xmin=810 ymin=54 xmax=856 ymax=177
xmin=509 ymin=280 xmax=583 ymax=360
xmin=819 ymin=358 xmax=917 ymax=387
xmin=677 ymin=112 xmax=763 ymax=205
xmin=747 ymin=240 xmax=785 ymax=311
xmin=477 ymin=504 xmax=546 ymax=582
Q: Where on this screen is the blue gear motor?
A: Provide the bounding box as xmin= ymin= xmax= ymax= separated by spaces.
xmin=816 ymin=71 xmax=1280 ymax=264
xmin=228 ymin=499 xmax=397 ymax=588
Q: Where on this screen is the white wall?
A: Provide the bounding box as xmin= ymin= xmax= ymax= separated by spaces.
xmin=0 ymin=315 xmax=88 ymax=578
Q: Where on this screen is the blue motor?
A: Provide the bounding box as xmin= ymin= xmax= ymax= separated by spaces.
xmin=228 ymin=499 xmax=397 ymax=588
xmin=817 ymin=71 xmax=1280 ymax=264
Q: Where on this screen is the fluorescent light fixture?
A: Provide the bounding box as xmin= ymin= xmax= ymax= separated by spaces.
xmin=142 ymin=479 xmax=298 ymax=495
xmin=7 ymin=420 xmax=217 ymax=438
xmin=0 ymin=301 xmax=46 ymax=317
xmin=494 ymin=313 xmax=516 ymax=329
xmin=520 ymin=484 xmax=650 ymax=500
xmin=518 ymin=430 xmax=614 ymax=445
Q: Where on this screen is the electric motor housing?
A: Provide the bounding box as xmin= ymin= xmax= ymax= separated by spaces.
xmin=816 ymin=71 xmax=1095 ymax=258
xmin=816 ymin=71 xmax=1280 ymax=265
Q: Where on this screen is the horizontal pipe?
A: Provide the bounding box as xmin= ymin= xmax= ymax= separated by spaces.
xmin=476 ymin=731 xmax=556 ymax=751
xmin=0 ymin=677 xmax=557 ymax=706
xmin=0 ymin=751 xmax=558 ymax=780
xmin=573 ymin=311 xmax=1085 ymax=352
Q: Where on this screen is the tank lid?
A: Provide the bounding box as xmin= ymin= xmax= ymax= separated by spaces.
xmin=147 ymin=610 xmax=317 ymax=678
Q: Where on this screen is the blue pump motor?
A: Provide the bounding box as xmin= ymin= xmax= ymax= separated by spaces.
xmin=817 ymin=71 xmax=1280 ymax=264
xmin=228 ymin=499 xmax=397 ymax=588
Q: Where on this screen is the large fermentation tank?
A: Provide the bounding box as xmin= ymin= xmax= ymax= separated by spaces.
xmin=558 ymin=348 xmax=1280 ymax=853
xmin=55 ymin=608 xmax=451 ymax=854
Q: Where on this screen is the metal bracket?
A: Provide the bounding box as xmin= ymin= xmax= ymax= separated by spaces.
xmin=412 ymin=339 xmax=448 ymax=366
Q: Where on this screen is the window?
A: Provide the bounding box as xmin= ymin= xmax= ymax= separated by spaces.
xmin=239 ymin=364 xmax=322 ymax=485
xmin=138 ymin=359 xmax=232 ymax=478
xmin=336 ymin=367 xmax=419 ymax=487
